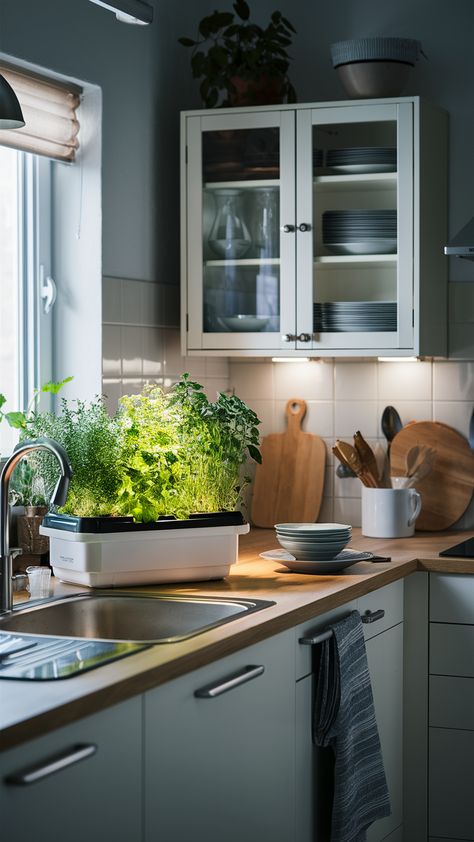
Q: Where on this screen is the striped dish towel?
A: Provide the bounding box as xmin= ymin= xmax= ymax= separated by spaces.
xmin=312 ymin=610 xmax=391 ymax=842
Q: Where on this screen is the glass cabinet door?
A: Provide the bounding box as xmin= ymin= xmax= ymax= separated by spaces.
xmin=295 ymin=103 xmax=414 ymax=352
xmin=185 ymin=111 xmax=296 ymax=351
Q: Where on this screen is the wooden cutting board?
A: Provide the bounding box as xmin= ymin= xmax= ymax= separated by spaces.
xmin=390 ymin=421 xmax=474 ymax=531
xmin=251 ymin=399 xmax=326 ymax=528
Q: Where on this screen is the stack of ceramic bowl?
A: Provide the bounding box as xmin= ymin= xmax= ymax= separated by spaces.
xmin=275 ymin=523 xmax=352 ymax=560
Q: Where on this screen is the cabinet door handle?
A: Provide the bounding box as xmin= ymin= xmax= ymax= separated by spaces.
xmin=281 ymin=333 xmax=296 ymax=342
xmin=194 ymin=664 xmax=264 ymax=698
xmin=281 ymin=224 xmax=295 ymax=233
xmin=361 ymin=609 xmax=385 ymax=624
xmin=297 ymin=333 xmax=311 ymax=342
xmin=297 ymin=223 xmax=311 ymax=232
xmin=5 ymin=743 xmax=98 ymax=786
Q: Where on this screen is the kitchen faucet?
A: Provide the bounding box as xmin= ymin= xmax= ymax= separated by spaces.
xmin=0 ymin=437 xmax=72 ymax=613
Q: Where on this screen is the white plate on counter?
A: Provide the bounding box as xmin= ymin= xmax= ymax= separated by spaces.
xmin=260 ymin=548 xmax=374 ymax=574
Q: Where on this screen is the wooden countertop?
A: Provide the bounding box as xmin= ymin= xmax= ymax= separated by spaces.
xmin=1 ymin=527 xmax=473 ymax=751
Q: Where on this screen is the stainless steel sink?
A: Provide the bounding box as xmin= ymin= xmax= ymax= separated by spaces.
xmin=0 ymin=591 xmax=274 ymax=643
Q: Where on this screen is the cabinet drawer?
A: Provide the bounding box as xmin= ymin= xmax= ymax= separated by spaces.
xmin=430 ymin=675 xmax=474 ymax=729
xmin=358 ymin=580 xmax=404 ymax=641
xmin=294 ymin=601 xmax=357 ymax=679
xmin=295 ymin=581 xmax=404 ymax=680
xmin=430 ymin=623 xmax=474 ymax=677
xmin=430 ymin=573 xmax=474 ymax=623
xmin=429 ymin=727 xmax=474 ymax=839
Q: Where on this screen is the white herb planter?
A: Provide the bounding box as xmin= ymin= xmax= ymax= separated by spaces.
xmin=40 ymin=513 xmax=249 ymax=588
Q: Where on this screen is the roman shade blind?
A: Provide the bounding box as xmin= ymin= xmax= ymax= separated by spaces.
xmin=0 ymin=64 xmax=81 ymax=162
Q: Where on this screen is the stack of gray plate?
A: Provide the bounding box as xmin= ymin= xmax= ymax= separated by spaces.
xmin=314 ymin=301 xmax=397 ymax=333
xmin=275 ymin=522 xmax=352 ymax=560
xmin=326 ymin=146 xmax=396 ymax=174
xmin=271 ymin=522 xmax=375 ymax=573
xmin=322 ymin=209 xmax=397 ymax=255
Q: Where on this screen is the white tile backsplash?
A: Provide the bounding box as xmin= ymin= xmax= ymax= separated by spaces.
xmin=378 ymin=360 xmax=432 ymax=401
xmin=101 ymin=286 xmax=474 ymax=531
xmin=433 ymin=400 xmax=474 ymax=436
xmin=274 ymin=360 xmax=333 ymax=401
xmin=121 ymin=279 xmax=142 ymax=325
xmin=335 ymin=361 xmax=377 ymax=401
xmin=433 ymin=361 xmax=474 ymax=401
xmin=335 ymin=400 xmax=379 ymax=438
xmin=229 ymin=362 xmax=274 ymax=401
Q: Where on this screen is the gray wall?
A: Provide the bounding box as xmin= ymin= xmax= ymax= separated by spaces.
xmin=2 ymin=0 xmax=473 ymax=290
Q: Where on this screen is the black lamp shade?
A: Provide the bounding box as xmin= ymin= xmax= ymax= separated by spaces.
xmin=0 ymin=73 xmax=25 ymax=129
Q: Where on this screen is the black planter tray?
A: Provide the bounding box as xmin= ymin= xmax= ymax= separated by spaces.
xmin=42 ymin=511 xmax=247 ymax=534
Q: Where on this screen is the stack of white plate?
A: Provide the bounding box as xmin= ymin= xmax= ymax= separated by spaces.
xmin=264 ymin=522 xmax=373 ymax=574
xmin=275 ymin=522 xmax=352 ymax=560
xmin=322 ymin=209 xmax=397 ymax=255
xmin=314 ymin=300 xmax=397 ymax=333
xmin=326 ymin=146 xmax=396 ymax=174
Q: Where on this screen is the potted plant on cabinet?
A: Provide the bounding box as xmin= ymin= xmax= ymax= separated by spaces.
xmin=0 ymin=378 xmax=73 ymax=570
xmin=22 ymin=375 xmax=261 ymax=587
xmin=179 ymin=0 xmax=297 ymax=107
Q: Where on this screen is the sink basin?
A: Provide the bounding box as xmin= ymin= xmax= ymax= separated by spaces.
xmin=0 ymin=591 xmax=275 ymax=643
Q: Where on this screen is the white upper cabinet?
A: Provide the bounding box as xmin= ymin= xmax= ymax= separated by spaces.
xmin=181 ymin=97 xmax=447 ymax=358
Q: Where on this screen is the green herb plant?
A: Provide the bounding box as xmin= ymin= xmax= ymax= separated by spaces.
xmin=3 ymin=374 xmax=262 ymax=523
xmin=0 ymin=377 xmax=74 ymax=507
xmin=179 ymin=0 xmax=297 ymax=107
xmin=22 ymin=396 xmax=122 ymax=517
xmin=116 ymin=375 xmax=261 ymax=522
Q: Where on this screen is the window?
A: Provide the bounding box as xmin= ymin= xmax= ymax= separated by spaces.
xmin=0 ymin=145 xmax=52 ymax=456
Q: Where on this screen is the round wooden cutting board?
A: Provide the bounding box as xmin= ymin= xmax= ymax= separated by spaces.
xmin=390 ymin=421 xmax=474 ymax=531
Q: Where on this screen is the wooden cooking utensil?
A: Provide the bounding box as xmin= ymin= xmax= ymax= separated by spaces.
xmin=390 ymin=421 xmax=474 ymax=530
xmin=333 ymin=440 xmax=377 ymax=487
xmin=353 ymin=430 xmax=384 ymax=487
xmin=251 ymin=399 xmax=326 ymax=528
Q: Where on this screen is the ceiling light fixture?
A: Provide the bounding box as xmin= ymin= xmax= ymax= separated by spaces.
xmin=0 ymin=73 xmax=24 ymax=128
xmin=88 ymin=0 xmax=153 ymax=25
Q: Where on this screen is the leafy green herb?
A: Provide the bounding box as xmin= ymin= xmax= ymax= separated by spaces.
xmin=116 ymin=375 xmax=261 ymax=521
xmin=1 ymin=378 xmax=74 ymax=506
xmin=21 ymin=397 xmax=122 ymax=517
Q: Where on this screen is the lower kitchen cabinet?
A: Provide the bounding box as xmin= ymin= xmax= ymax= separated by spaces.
xmin=0 ymin=696 xmax=142 ymax=842
xmin=428 ymin=574 xmax=474 ymax=842
xmin=294 ymin=581 xmax=404 ymax=842
xmin=144 ymin=629 xmax=295 ymax=842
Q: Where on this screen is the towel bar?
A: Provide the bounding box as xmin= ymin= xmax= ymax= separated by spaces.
xmin=299 ymin=609 xmax=385 ymax=646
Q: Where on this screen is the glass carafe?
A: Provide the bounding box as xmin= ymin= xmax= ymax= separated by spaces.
xmin=208 ymin=189 xmax=252 ymax=259
xmin=252 ymin=187 xmax=279 ymax=259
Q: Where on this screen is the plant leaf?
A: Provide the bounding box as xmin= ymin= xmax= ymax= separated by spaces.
xmin=178 ymin=37 xmax=197 ymax=47
xmin=41 ymin=376 xmax=74 ymax=395
xmin=233 ymin=0 xmax=250 ymax=21
xmin=5 ymin=411 xmax=27 ymax=429
xmin=248 ymin=444 xmax=262 ymax=464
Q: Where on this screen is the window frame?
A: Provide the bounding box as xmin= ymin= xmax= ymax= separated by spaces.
xmin=0 ymin=149 xmax=53 ymax=456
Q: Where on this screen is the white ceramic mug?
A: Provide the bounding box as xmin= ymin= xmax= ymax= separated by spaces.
xmin=361 ymin=487 xmax=422 ymax=538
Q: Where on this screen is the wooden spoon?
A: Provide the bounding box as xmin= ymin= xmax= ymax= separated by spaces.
xmin=353 ymin=431 xmax=382 ymax=488
xmin=333 ymin=440 xmax=377 ymax=487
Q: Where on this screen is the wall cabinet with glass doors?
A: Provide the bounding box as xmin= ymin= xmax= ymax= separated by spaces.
xmin=181 ymin=97 xmax=447 ymax=357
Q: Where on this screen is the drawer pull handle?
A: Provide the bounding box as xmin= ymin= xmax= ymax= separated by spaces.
xmin=5 ymin=743 xmax=97 ymax=786
xmin=299 ymin=608 xmax=386 ymax=646
xmin=194 ymin=665 xmax=264 ymax=698
xmin=362 ymin=609 xmax=385 ymax=624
